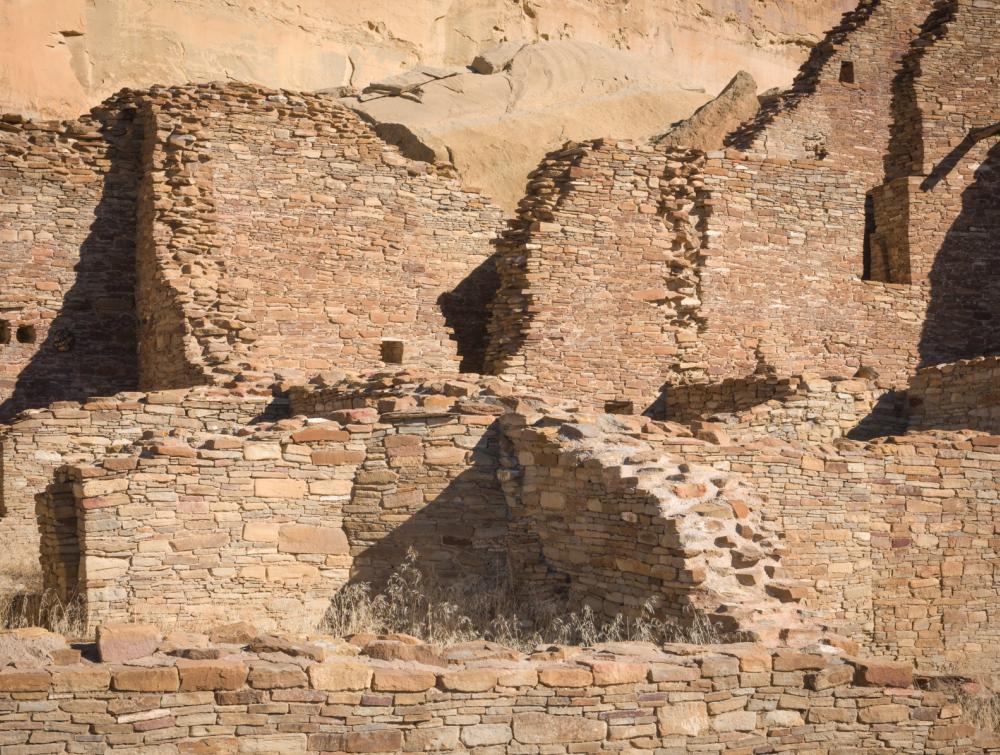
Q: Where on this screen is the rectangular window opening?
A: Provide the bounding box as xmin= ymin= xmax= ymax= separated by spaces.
xmin=839 ymin=60 xmax=856 ymax=85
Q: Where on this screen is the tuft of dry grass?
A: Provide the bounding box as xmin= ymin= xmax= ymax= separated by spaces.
xmin=931 ymin=677 xmax=1000 ymax=734
xmin=0 ymin=589 xmax=86 ymax=638
xmin=322 ymin=549 xmax=743 ymax=651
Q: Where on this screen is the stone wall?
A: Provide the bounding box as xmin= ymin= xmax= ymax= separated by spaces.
xmin=693 ymin=152 xmax=929 ymax=385
xmin=135 ymin=83 xmax=504 ymax=388
xmin=0 ymin=96 xmax=140 ymax=422
xmin=39 ymin=404 xmax=508 ymax=632
xmin=485 ymin=144 xmax=706 ymax=413
xmin=669 ymin=430 xmax=1000 ymax=678
xmin=0 ymin=389 xmax=281 ymax=581
xmin=873 ymin=0 xmax=1000 ymax=366
xmin=730 ymin=0 xmax=929 ymax=182
xmin=908 ymin=357 xmax=1000 ymax=434
xmin=0 ymin=632 xmax=990 ymax=753
xmin=499 ymin=409 xmax=818 ymax=639
xmin=664 ymin=372 xmax=904 ymax=442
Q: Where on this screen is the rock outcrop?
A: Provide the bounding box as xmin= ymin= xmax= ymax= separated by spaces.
xmin=347 ymin=41 xmax=715 ymax=211
xmin=1 ymin=0 xmax=854 ymax=121
xmin=655 ymin=70 xmax=761 ymax=151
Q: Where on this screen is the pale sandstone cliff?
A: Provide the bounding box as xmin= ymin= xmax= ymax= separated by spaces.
xmin=347 ymin=41 xmax=717 ymax=211
xmin=2 ymin=0 xmax=853 ymax=120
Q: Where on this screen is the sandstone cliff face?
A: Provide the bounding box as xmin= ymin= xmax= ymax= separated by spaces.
xmin=2 ymin=0 xmax=854 ymax=120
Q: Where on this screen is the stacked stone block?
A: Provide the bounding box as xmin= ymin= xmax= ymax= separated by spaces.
xmin=0 ymin=631 xmax=989 ymax=752
xmin=908 ymin=357 xmax=1000 ymax=434
xmin=669 ymin=428 xmax=1000 ymax=678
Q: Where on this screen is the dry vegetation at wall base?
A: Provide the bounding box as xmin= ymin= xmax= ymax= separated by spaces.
xmin=1 ymin=0 xmax=999 ymax=751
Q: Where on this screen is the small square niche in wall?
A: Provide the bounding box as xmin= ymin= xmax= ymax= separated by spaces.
xmin=381 ymin=339 xmax=404 ymax=364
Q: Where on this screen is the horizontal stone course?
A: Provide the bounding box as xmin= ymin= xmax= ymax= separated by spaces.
xmin=0 ymin=632 xmax=988 ymax=752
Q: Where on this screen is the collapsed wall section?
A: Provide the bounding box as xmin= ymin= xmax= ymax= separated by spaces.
xmin=669 ymin=429 xmax=1000 ymax=678
xmin=135 ymin=83 xmax=504 ymax=388
xmin=499 ymin=410 xmax=814 ymax=639
xmin=0 ymin=96 xmax=141 ymax=422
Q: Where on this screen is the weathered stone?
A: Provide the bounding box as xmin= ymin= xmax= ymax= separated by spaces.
xmin=97 ymin=623 xmax=163 ymax=663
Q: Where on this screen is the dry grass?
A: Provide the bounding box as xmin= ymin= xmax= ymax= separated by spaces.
xmin=0 ymin=588 xmax=86 ymax=637
xmin=931 ymin=677 xmax=1000 ymax=734
xmin=322 ymin=549 xmax=742 ymax=651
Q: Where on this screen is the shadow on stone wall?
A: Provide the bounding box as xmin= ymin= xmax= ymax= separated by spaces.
xmin=918 ymin=141 xmax=1000 ymax=367
xmin=438 ymin=253 xmax=501 ymax=374
xmin=342 ymin=428 xmax=512 ymax=602
xmin=0 ymin=110 xmax=140 ymax=422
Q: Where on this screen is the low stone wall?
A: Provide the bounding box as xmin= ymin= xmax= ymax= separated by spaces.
xmin=0 ymin=630 xmax=989 ymax=753
xmin=664 ymin=372 xmax=904 ymax=442
xmin=908 ymin=357 xmax=1000 ymax=434
xmin=39 ymin=404 xmax=507 ymax=632
xmin=666 ymin=430 xmax=1000 ymax=679
xmin=500 ymin=410 xmax=811 ymax=638
xmin=0 ymin=388 xmax=282 ymax=582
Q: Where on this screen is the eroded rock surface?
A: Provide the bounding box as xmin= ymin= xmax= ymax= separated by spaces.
xmin=0 ymin=0 xmax=853 ymax=120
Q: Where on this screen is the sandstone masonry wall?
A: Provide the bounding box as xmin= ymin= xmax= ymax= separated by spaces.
xmin=0 ymin=97 xmax=141 ymax=422
xmin=908 ymin=357 xmax=1000 ymax=434
xmin=0 ymin=636 xmax=988 ymax=753
xmin=669 ymin=430 xmax=1000 ymax=678
xmin=731 ymin=0 xmax=929 ymax=183
xmin=665 ymin=372 xmax=904 ymax=442
xmin=694 ymin=153 xmax=929 ymax=385
xmin=875 ymin=1 xmax=1000 ymax=365
xmin=485 ymin=143 xmax=706 ymax=412
xmin=135 ymin=83 xmax=504 ymax=388
xmin=0 ymin=389 xmax=281 ymax=581
xmin=41 ymin=405 xmax=508 ymax=633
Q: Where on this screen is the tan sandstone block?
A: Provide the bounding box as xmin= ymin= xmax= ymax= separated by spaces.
xmin=854 ymin=660 xmax=914 ymax=688
xmin=403 ymin=726 xmax=460 ymax=751
xmin=97 ymin=623 xmax=163 ymax=662
xmin=538 ymin=665 xmax=593 ymax=687
xmin=243 ymin=443 xmax=281 ymax=461
xmin=170 ymin=533 xmax=229 ymax=552
xmin=586 ymin=660 xmax=647 ymax=685
xmin=513 ymin=712 xmax=607 ymax=744
xmin=254 ymin=478 xmax=308 ymax=498
xmin=859 ymin=704 xmax=910 ymax=724
xmin=438 ymin=668 xmax=499 ymax=692
xmin=0 ymin=669 xmax=50 ymax=692
xmin=658 ymin=701 xmax=709 ymax=736
xmin=309 ymin=662 xmax=373 ymax=691
xmin=371 ymin=668 xmax=437 ymax=692
xmin=424 ymin=447 xmax=467 ymax=465
xmin=178 ymin=660 xmax=249 ymax=691
xmin=242 ymin=522 xmax=281 ymax=542
xmin=278 ymin=524 xmax=349 ymax=554
xmin=461 ymin=724 xmax=512 ymax=747
xmin=309 ymin=479 xmax=353 ymax=496
xmin=178 ymin=736 xmax=238 ymax=754
xmin=84 ymin=556 xmax=129 ymax=580
xmin=113 ymin=667 xmax=180 ymax=692
xmin=49 ymin=666 xmax=111 ymax=692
